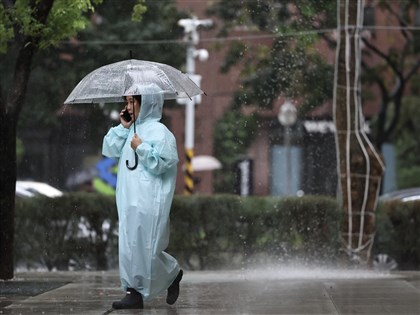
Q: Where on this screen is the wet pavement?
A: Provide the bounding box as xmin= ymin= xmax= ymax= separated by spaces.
xmin=1 ymin=268 xmax=420 ymax=314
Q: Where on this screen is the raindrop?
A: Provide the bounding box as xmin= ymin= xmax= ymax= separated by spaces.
xmin=110 ymin=110 xmax=119 ymax=121
xmin=61 ymin=104 xmax=69 ymax=116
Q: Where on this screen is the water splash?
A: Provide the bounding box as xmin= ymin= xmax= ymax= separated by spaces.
xmin=187 ymin=263 xmax=397 ymax=283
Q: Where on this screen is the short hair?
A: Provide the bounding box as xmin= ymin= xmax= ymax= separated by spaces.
xmin=123 ymin=95 xmax=142 ymax=104
xmin=133 ymin=95 xmax=142 ymax=104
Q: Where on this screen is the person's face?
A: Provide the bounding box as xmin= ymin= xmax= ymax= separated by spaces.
xmin=125 ymin=96 xmax=141 ymax=120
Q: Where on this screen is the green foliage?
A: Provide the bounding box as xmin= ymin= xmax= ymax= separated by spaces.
xmin=361 ymin=1 xmax=420 ymax=147
xmin=211 ymin=0 xmax=419 ymax=153
xmin=15 ymin=193 xmax=118 ymax=270
xmin=213 ymin=111 xmax=258 ymax=193
xmin=208 ymin=0 xmax=336 ymax=37
xmin=220 ymin=38 xmax=334 ymax=113
xmin=0 ymin=5 xmax=14 ymax=52
xmin=132 ymin=0 xmax=148 ymax=22
xmin=394 ymin=96 xmax=420 ymax=188
xmin=17 ymin=193 xmax=420 ymax=271
xmin=299 ymin=55 xmax=334 ymax=116
xmin=374 ymin=200 xmax=420 ymax=270
xmin=220 ymin=41 xmax=248 ymax=74
xmin=14 ymin=0 xmax=186 ymax=133
xmin=209 ymin=0 xmax=336 ymax=111
xmin=0 ymin=0 xmax=103 ymax=53
xmin=15 ymin=193 xmax=342 ymax=271
xmin=397 ymin=168 xmax=420 ymax=189
xmin=208 ymin=1 xmax=336 ymax=186
xmin=39 ymin=0 xmax=100 ymax=49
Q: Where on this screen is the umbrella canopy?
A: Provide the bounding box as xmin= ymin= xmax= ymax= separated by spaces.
xmin=183 ymin=155 xmax=222 ymax=172
xmin=64 ymin=59 xmax=203 ymax=104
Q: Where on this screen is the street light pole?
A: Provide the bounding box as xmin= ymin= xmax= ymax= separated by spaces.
xmin=184 ymin=39 xmax=196 ymax=196
xmin=278 ymin=100 xmax=297 ymax=196
xmin=178 ymin=17 xmax=212 ymax=195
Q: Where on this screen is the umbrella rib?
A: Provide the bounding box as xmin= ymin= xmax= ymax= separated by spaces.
xmin=122 ymin=60 xmax=132 ymax=96
xmin=184 ymin=89 xmax=192 ymax=100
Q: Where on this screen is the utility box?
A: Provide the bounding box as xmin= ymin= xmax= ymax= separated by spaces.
xmin=234 ymin=158 xmax=253 ymax=196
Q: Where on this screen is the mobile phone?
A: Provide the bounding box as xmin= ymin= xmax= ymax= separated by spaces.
xmin=121 ymin=109 xmax=131 ymax=122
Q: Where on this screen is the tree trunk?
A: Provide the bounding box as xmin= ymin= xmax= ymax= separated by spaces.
xmin=0 ymin=42 xmax=35 ymax=280
xmin=333 ymin=0 xmax=385 ymax=264
xmin=0 ymin=117 xmax=17 ymax=279
xmin=0 ymin=0 xmax=71 ymax=279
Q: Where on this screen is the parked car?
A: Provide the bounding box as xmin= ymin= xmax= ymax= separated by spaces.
xmin=379 ymin=187 xmax=420 ymax=202
xmin=16 ymin=180 xmax=63 ymax=198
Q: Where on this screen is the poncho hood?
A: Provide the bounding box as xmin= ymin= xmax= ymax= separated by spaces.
xmin=125 ymin=83 xmax=164 ymax=123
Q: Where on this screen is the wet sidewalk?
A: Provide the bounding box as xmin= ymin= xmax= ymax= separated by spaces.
xmin=1 ymin=268 xmax=420 ymax=314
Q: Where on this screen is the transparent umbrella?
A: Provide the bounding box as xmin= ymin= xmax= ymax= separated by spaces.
xmin=64 ymin=59 xmax=203 ymax=104
xmin=64 ymin=59 xmax=204 ymax=170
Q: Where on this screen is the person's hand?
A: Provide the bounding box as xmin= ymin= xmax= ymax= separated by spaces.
xmin=131 ymin=133 xmax=142 ymax=150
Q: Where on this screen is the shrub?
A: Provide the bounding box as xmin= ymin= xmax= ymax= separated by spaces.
xmin=169 ymin=194 xmax=341 ymax=269
xmin=373 ymin=200 xmax=420 ymax=270
xmin=15 ymin=193 xmax=117 ymax=271
xmin=15 ymin=193 xmax=342 ymax=270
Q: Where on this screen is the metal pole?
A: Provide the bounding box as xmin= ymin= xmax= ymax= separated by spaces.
xmin=278 ymin=100 xmax=297 ymax=196
xmin=183 ymin=38 xmax=196 ymax=195
xmin=285 ymin=126 xmax=291 ymax=195
xmin=178 ymin=18 xmax=212 ymax=195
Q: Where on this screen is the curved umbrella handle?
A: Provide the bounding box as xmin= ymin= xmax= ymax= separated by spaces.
xmin=126 ymin=152 xmax=138 ymax=170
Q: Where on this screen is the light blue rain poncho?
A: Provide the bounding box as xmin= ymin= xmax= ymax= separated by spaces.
xmin=102 ymin=83 xmax=180 ymax=301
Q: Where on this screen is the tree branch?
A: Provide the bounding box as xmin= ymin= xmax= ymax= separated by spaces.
xmin=0 ymin=82 xmax=3 ymax=114
xmin=380 ymin=1 xmax=410 ymax=40
xmin=404 ymin=58 xmax=420 ymax=82
xmin=5 ymin=0 xmax=55 ymax=118
xmin=385 ymin=82 xmax=405 ymax=142
xmin=387 ymin=58 xmax=419 ymax=104
xmin=319 ymin=32 xmax=336 ymax=49
xmin=361 ymin=61 xmax=389 ymax=102
xmin=362 ymin=38 xmax=402 ymax=79
xmin=33 ymin=0 xmax=54 ymax=25
xmin=362 ymin=60 xmax=389 ymax=147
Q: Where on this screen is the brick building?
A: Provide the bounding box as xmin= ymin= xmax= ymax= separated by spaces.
xmin=168 ymin=0 xmax=418 ymax=196
xmin=17 ymin=1 xmax=418 ymax=197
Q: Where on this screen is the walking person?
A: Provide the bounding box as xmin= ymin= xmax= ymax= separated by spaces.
xmin=102 ymin=83 xmax=183 ymax=309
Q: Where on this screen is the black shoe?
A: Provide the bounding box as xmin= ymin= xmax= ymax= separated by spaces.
xmin=112 ymin=288 xmax=143 ymax=309
xmin=166 ymin=269 xmax=183 ymax=305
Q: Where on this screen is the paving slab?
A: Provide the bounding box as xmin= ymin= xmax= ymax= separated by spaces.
xmin=0 ymin=269 xmax=419 ymax=314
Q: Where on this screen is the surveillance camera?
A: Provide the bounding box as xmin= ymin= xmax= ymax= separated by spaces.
xmin=195 ymin=49 xmax=209 ymax=62
xmin=197 ymin=19 xmax=213 ymax=28
xmin=177 ymin=19 xmax=186 ymax=27
xmin=178 ymin=19 xmax=190 ymax=28
xmin=178 ymin=18 xmax=213 ymax=31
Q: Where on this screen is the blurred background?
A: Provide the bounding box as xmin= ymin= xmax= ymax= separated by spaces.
xmin=2 ymin=0 xmax=420 ymax=273
xmin=7 ymin=0 xmax=419 ymax=198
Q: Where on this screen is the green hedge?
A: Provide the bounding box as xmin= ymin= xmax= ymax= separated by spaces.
xmin=373 ymin=200 xmax=420 ymax=270
xmin=15 ymin=193 xmax=420 ymax=271
xmin=15 ymin=193 xmax=118 ymax=271
xmin=169 ymin=195 xmax=342 ymax=269
xmin=15 ymin=193 xmax=342 ymax=271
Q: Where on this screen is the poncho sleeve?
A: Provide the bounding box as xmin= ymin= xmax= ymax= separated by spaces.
xmin=135 ymin=126 xmax=178 ymax=175
xmin=102 ymin=124 xmax=130 ymax=159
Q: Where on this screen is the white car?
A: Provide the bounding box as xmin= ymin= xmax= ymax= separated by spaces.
xmin=16 ymin=180 xmax=63 ymax=198
xmin=379 ymin=187 xmax=420 ymax=202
